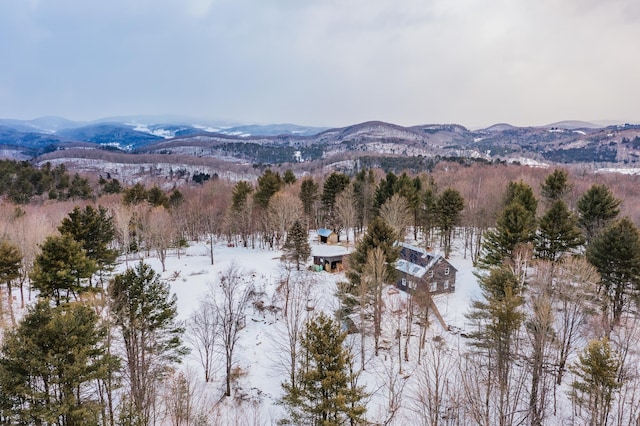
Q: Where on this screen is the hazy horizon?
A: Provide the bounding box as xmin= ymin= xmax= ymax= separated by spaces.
xmin=1 ymin=114 xmax=634 ymax=131
xmin=2 ymin=1 xmax=640 ymax=128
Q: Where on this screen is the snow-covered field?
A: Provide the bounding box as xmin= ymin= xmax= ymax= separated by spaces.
xmin=115 ymin=235 xmax=485 ymax=424
xmin=10 ymin=226 xmax=623 ymax=424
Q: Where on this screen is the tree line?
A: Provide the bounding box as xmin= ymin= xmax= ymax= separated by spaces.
xmin=0 ymin=162 xmax=639 ymax=424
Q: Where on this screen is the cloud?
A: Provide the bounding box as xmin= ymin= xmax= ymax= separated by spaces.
xmin=1 ymin=0 xmax=639 ymax=127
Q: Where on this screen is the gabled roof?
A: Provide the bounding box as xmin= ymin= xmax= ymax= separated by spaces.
xmin=395 ymin=242 xmax=454 ymax=278
xmin=397 ymin=241 xmax=439 ymax=265
xmin=317 ymin=228 xmax=335 ymax=238
xmin=396 ymin=258 xmax=429 ymax=278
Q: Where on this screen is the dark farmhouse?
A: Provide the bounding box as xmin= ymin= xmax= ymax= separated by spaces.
xmin=395 ymin=242 xmax=457 ymax=294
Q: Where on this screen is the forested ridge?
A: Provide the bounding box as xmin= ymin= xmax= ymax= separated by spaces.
xmin=0 ymin=160 xmax=93 ymax=204
xmin=0 ymin=161 xmax=640 ymax=424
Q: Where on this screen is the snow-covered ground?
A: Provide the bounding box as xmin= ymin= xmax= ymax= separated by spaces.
xmin=8 ymin=226 xmax=619 ymax=424
xmin=114 ymin=235 xmax=485 ymax=424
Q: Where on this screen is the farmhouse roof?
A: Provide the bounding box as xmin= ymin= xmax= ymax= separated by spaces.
xmin=395 ymin=241 xmax=452 ymax=279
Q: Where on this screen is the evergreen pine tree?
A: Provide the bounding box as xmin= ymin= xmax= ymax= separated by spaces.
xmin=570 ymin=338 xmax=621 ymax=426
xmin=283 ymin=169 xmax=297 ymax=185
xmin=0 ymin=240 xmax=21 ymax=320
xmin=586 ymin=218 xmax=640 ymax=324
xmin=435 ymin=187 xmax=465 ymax=258
xmin=230 ymin=181 xmax=254 ymax=247
xmin=0 ymin=301 xmax=114 ymax=424
xmin=577 ymin=184 xmax=622 ymax=245
xmin=504 ymin=180 xmax=538 ymax=217
xmin=147 ymin=185 xmax=169 ymax=207
xmin=373 ymin=172 xmax=398 ymax=211
xmin=420 ymin=178 xmax=438 ymax=242
xmin=321 ymin=172 xmax=350 ymax=223
xmin=123 ymin=183 xmax=149 ymax=205
xmin=353 ymin=169 xmax=376 ymax=232
xmin=30 ymin=234 xmax=96 ymax=305
xmin=0 ymin=241 xmax=21 ymax=285
xmin=167 ymin=189 xmax=185 ymax=209
xmin=540 ymin=169 xmax=571 ymax=201
xmin=58 ymin=205 xmax=119 ymax=274
xmin=282 ymin=220 xmax=311 ymax=270
xmin=109 ymin=261 xmax=188 ymax=424
xmin=232 ymin=181 xmax=253 ymax=210
xmin=535 ymin=200 xmax=584 ymax=262
xmin=67 ymin=173 xmax=93 ymax=200
xmin=346 ymin=216 xmax=399 ymax=297
xmin=480 ymin=202 xmax=536 ymax=268
xmin=466 ymin=266 xmax=524 ymax=422
xmin=299 ymin=176 xmax=319 ymax=227
xmin=101 ymin=177 xmax=123 ymax=194
xmin=254 ymin=169 xmax=283 ymax=209
xmin=281 ymin=312 xmax=366 ymax=425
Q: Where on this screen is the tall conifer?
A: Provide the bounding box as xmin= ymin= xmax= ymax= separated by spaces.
xmin=586 ymin=218 xmax=640 ymax=324
xmin=281 ymin=312 xmax=366 ymax=425
xmin=0 ymin=301 xmax=114 ymax=424
xmin=570 ymin=338 xmax=621 ymax=426
xmin=535 ymin=200 xmax=584 ymax=262
xmin=577 ymin=184 xmax=621 ymax=245
xmin=282 ymin=220 xmax=311 ymax=270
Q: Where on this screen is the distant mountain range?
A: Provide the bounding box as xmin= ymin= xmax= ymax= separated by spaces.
xmin=1 ymin=116 xmax=640 ymax=174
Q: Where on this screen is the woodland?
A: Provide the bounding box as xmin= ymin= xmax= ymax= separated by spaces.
xmin=0 ymin=158 xmax=640 ymax=425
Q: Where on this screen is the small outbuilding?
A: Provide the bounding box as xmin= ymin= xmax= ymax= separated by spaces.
xmin=311 ymin=244 xmax=351 ymax=273
xmin=317 ymin=228 xmax=340 ymax=244
xmin=313 ymin=254 xmax=346 ymax=272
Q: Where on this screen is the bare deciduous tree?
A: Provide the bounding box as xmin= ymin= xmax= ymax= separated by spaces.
xmin=202 ymin=183 xmax=233 ymax=264
xmin=610 ymin=315 xmax=640 ymax=425
xmin=161 ymin=367 xmax=213 ymax=425
xmin=214 ymin=264 xmax=254 ymax=397
xmin=372 ymin=347 xmax=410 ymax=426
xmin=268 ymin=191 xmax=302 ymax=249
xmin=553 ymin=256 xmax=601 ymax=387
xmin=144 ymin=206 xmax=175 ymax=272
xmin=110 ymin=203 xmax=135 ymax=265
xmin=335 ymin=185 xmax=358 ymax=246
xmin=409 ymin=338 xmax=460 ymax=426
xmin=380 ymin=194 xmax=412 ymax=242
xmin=459 ymin=351 xmax=492 ymax=426
xmin=187 ymin=299 xmax=219 ymax=383
xmin=272 ymin=266 xmax=315 ymax=392
xmin=526 ymin=263 xmax=556 ymax=426
xmin=7 ymin=210 xmax=55 ymax=307
xmin=363 ymin=247 xmax=389 ymax=358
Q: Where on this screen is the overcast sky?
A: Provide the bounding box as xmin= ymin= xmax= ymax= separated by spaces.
xmin=1 ymin=0 xmax=639 ymax=128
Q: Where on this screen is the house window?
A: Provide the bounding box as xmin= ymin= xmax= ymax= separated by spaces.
xmin=444 ymin=267 xmax=450 ymax=275
xmin=430 ymin=282 xmax=438 ymax=292
xmin=409 ymin=281 xmax=417 ymax=290
xmin=428 ymin=270 xmax=434 ymax=278
xmin=444 ymin=280 xmax=449 ymax=290
xmin=401 ymin=277 xmax=407 ymax=287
